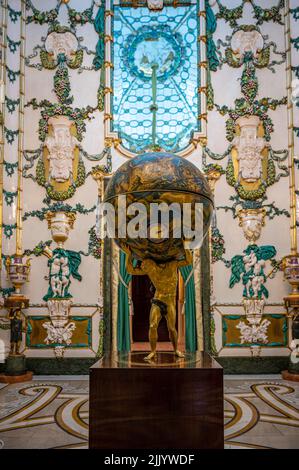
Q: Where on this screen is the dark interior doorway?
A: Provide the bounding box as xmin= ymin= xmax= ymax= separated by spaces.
xmin=131 ymin=275 xmax=171 ymax=342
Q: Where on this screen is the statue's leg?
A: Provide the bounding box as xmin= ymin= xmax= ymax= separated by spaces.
xmin=144 ymin=303 xmax=161 ymax=361
xmin=166 ymin=302 xmax=184 ymax=358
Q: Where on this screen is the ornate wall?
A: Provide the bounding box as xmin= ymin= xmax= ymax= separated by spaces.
xmin=0 ymin=0 xmax=298 ymax=372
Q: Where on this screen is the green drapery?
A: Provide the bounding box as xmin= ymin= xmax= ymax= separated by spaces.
xmin=179 ymin=266 xmax=197 ymax=352
xmin=205 ymin=0 xmax=219 ymax=72
xmin=117 ymin=253 xmax=197 ymax=352
xmin=117 ymin=251 xmax=132 ymax=352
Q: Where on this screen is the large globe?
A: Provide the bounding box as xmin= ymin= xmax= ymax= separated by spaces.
xmin=104 ymin=152 xmax=214 ymax=262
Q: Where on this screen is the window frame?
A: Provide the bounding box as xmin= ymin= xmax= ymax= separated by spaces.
xmin=104 ymin=0 xmax=207 ymax=158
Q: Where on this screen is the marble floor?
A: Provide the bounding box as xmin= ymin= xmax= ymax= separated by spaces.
xmin=0 ymin=375 xmax=298 ymax=449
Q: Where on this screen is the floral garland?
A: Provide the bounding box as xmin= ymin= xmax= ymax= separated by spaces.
xmin=3 ymin=190 xmax=18 ymax=206
xmin=4 ymin=161 xmax=18 ymax=177
xmin=217 ymin=195 xmax=290 ymax=221
xmin=5 ymin=96 xmax=20 ymax=114
xmin=6 ymin=65 xmax=20 ymax=83
xmin=25 ymin=98 xmax=95 ymax=142
xmin=290 ymin=7 xmax=299 ymax=21
xmin=23 ymin=198 xmax=96 ymax=222
xmin=216 ymin=0 xmax=284 ymax=28
xmin=88 ymin=226 xmax=102 ymax=260
xmin=23 ymin=240 xmax=53 ymax=257
xmin=215 ymin=54 xmax=287 ymax=142
xmin=26 ymin=0 xmax=96 ymax=28
xmin=7 ymin=36 xmax=21 ymax=54
xmin=211 ymin=227 xmax=226 ymax=263
xmin=4 ymin=127 xmax=19 ymax=144
xmin=53 ymin=55 xmax=74 ymax=105
xmin=2 ymin=223 xmax=17 ymax=239
xmin=8 ymin=4 xmax=21 ymax=23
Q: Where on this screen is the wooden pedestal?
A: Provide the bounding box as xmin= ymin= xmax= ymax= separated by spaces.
xmin=89 ymin=351 xmax=224 ymax=449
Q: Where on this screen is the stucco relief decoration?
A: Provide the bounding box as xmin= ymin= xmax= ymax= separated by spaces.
xmin=230 ymin=245 xmax=276 ymax=300
xmin=231 ymin=28 xmax=264 ymax=58
xmin=45 ymin=31 xmax=78 ymax=61
xmin=233 ymin=116 xmax=267 ymax=183
xmin=218 ymin=24 xmax=285 ymax=71
xmin=226 ymin=116 xmax=278 ymax=201
xmin=43 ymin=299 xmax=75 ymax=358
xmin=45 ymin=116 xmax=79 ymax=184
xmin=236 ymin=318 xmax=270 ymax=345
xmin=230 ymin=245 xmax=277 ymax=349
xmin=42 ymin=211 xmax=82 ymax=357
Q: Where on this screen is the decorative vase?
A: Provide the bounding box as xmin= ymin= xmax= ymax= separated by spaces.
xmin=237 ymin=208 xmax=266 ymax=244
xmin=45 ymin=211 xmax=76 ymax=247
xmin=283 ymin=254 xmax=299 ymax=295
xmin=5 ymin=255 xmax=30 ymax=300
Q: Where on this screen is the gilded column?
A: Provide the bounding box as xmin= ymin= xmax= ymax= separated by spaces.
xmin=92 ymin=167 xmax=109 ymax=356
xmin=15 ymin=0 xmax=26 ymax=256
xmin=0 ymin=1 xmax=7 ymax=287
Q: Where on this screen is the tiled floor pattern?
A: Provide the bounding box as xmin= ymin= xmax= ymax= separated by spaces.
xmin=0 ymin=376 xmax=298 ymax=449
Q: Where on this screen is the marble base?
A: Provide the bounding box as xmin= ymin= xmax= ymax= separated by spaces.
xmin=89 ymin=351 xmax=224 ymax=449
xmin=5 ymin=355 xmax=27 ymax=375
xmin=0 ymin=371 xmax=33 ymax=383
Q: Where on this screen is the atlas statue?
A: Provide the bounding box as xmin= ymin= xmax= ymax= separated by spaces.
xmin=104 ymin=152 xmax=214 ymax=360
xmin=124 ymin=244 xmax=192 ymax=360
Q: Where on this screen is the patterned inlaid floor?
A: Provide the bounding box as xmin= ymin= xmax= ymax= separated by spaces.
xmin=0 ymin=376 xmax=298 ymax=449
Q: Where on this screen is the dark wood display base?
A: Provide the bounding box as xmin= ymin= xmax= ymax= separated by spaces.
xmin=282 ymin=370 xmax=299 ymax=382
xmin=0 ymin=371 xmax=33 ymax=384
xmin=89 ymin=351 xmax=224 ymax=449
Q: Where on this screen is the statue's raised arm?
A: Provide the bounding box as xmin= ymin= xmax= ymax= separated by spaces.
xmin=177 ymin=249 xmax=193 ymax=268
xmin=123 ymin=244 xmax=144 ymax=275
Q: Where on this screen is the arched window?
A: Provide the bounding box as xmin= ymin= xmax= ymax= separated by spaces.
xmin=103 ymin=0 xmax=208 ymax=157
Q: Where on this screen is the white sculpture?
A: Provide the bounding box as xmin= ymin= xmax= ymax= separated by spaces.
xmin=61 ymin=257 xmax=70 ymax=297
xmin=47 ymin=299 xmax=71 ymax=328
xmin=45 ymin=116 xmax=79 ymax=183
xmin=43 ymin=321 xmax=76 ymax=345
xmin=44 ymin=299 xmax=75 ymax=357
xmin=234 ymin=116 xmax=267 ymax=183
xmin=50 ymin=257 xmax=62 ymax=297
xmin=54 ymin=345 xmax=66 ymax=358
xmin=236 ymin=318 xmax=270 ymax=344
xmin=243 ymin=298 xmax=265 ymax=325
xmin=243 ymin=250 xmax=266 ymax=298
xmin=147 ymin=0 xmax=163 ymax=10
xmin=48 ymin=254 xmax=70 ymax=299
xmin=45 ymin=31 xmax=78 ymax=60
xmin=231 ymin=29 xmax=264 ymax=58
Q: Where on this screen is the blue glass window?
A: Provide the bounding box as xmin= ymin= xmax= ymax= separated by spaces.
xmin=112 ymin=2 xmax=201 ymax=153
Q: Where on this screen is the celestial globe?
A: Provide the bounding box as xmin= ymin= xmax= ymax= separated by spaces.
xmin=104 ymin=152 xmax=214 ymax=262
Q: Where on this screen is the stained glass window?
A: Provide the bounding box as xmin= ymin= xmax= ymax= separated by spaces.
xmin=111 ymin=1 xmax=202 ymax=154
